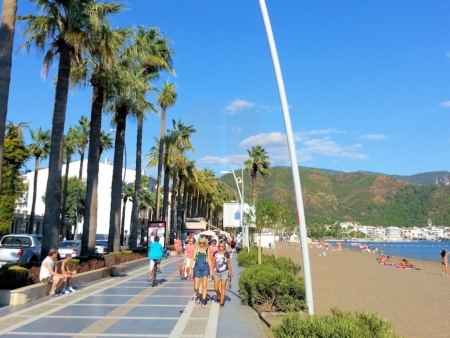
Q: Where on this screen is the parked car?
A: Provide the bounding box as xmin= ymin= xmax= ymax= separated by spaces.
xmin=0 ymin=234 xmax=42 ymax=266
xmin=58 ymin=240 xmax=81 ymax=258
xmin=95 ymin=240 xmax=108 ymax=254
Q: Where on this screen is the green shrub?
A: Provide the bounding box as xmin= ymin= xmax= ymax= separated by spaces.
xmin=271 ymin=309 xmax=403 ymax=338
xmin=237 ymin=248 xmax=301 ymax=275
xmin=113 ymin=250 xmax=133 ymax=256
xmin=0 ymin=266 xmax=28 ymax=289
xmin=239 ymin=264 xmax=305 ymax=312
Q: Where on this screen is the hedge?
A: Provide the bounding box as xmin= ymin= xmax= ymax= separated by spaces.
xmin=271 ymin=309 xmax=403 ymax=338
xmin=239 ymin=264 xmax=305 ymax=312
xmin=237 ymin=247 xmax=301 ymax=275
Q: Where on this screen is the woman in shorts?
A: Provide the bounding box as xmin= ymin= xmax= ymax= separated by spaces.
xmin=189 ymin=237 xmax=210 ymax=308
xmin=211 ymin=241 xmax=233 ymax=307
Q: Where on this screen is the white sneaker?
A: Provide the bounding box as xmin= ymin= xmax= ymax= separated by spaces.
xmin=61 ymin=288 xmax=71 ymax=294
xmin=69 ymin=287 xmax=76 ymax=292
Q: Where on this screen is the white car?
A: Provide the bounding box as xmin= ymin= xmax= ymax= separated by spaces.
xmin=95 ymin=240 xmax=108 ymax=254
xmin=58 ymin=240 xmax=81 ymax=258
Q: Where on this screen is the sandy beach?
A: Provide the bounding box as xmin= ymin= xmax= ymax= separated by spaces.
xmin=264 ymin=242 xmax=450 ymax=338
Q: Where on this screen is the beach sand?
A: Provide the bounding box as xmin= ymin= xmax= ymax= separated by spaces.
xmin=264 ymin=242 xmax=450 ymax=338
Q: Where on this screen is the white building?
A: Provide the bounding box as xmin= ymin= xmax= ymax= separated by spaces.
xmin=385 ymin=226 xmax=401 ymax=240
xmin=16 ymin=159 xmax=137 ymax=236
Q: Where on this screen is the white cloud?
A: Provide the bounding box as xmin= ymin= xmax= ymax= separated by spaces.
xmin=360 ymin=134 xmax=388 ymax=141
xmin=440 ymin=101 xmax=450 ymax=107
xmin=197 ymin=154 xmax=249 ymax=169
xmin=225 ymin=99 xmax=255 ymax=115
xmin=239 ymin=132 xmax=290 ymax=148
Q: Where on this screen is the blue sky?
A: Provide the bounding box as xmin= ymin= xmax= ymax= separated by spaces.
xmin=8 ymin=0 xmax=450 ymax=178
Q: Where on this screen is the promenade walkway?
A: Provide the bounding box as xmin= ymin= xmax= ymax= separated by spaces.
xmin=0 ymin=253 xmax=266 ymax=337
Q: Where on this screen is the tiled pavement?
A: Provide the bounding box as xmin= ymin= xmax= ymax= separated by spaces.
xmin=0 ymin=254 xmax=266 ymax=338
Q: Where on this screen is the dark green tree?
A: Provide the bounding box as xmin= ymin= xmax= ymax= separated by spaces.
xmin=0 ymin=122 xmax=30 ymax=236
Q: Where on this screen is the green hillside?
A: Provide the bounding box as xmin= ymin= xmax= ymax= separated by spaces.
xmin=219 ymin=166 xmax=450 ymax=227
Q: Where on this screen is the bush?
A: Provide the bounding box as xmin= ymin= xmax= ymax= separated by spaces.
xmin=239 ymin=264 xmax=305 ymax=312
xmin=237 ymin=248 xmax=301 ymax=275
xmin=271 ymin=309 xmax=403 ymax=338
xmin=0 ymin=266 xmax=28 ymax=289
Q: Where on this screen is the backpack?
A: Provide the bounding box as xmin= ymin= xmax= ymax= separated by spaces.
xmin=231 ymin=240 xmax=236 ymax=246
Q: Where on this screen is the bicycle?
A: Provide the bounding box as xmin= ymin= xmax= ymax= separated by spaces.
xmin=150 ymin=259 xmax=161 ymax=287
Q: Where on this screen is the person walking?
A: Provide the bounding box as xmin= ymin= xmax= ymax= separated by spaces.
xmin=147 ymin=236 xmax=164 ymax=283
xmin=211 ymin=241 xmax=233 ymax=307
xmin=441 ymin=248 xmax=449 ymax=276
xmin=189 ymin=237 xmax=210 ymax=308
xmin=174 ymin=236 xmax=182 ymax=257
xmin=184 ymin=237 xmax=196 ymax=278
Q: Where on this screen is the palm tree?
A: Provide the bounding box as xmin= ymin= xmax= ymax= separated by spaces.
xmin=61 ymin=127 xmax=77 ymax=238
xmin=99 ymin=129 xmax=114 ymax=156
xmin=18 ymin=0 xmax=123 ymax=259
xmin=120 ymin=182 xmax=134 ymax=246
xmin=155 ymin=82 xmax=177 ymax=221
xmin=244 ymin=145 xmax=271 ymax=203
xmin=28 ymin=127 xmax=50 ymax=233
xmin=106 ymin=64 xmax=153 ymax=253
xmin=81 ymin=25 xmax=127 ymax=256
xmin=74 ymin=115 xmax=89 ymax=238
xmin=0 ymin=0 xmax=18 ymax=195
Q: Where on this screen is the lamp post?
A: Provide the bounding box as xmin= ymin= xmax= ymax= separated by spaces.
xmin=257 ymin=0 xmax=314 ymax=313
xmin=220 ymin=166 xmax=248 ymax=252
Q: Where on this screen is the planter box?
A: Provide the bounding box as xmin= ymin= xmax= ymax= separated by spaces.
xmin=0 ymin=257 xmax=148 ymax=306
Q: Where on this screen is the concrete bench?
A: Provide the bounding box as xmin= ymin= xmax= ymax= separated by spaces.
xmin=0 ymin=257 xmax=147 ymax=306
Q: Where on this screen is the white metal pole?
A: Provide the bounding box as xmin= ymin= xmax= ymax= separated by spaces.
xmin=258 ymin=0 xmax=314 ymax=314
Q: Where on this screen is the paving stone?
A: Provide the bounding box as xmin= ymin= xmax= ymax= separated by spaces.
xmin=182 ymin=318 xmax=208 ymax=335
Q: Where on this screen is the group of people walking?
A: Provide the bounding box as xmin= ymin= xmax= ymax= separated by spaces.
xmin=147 ymin=235 xmax=234 ymax=308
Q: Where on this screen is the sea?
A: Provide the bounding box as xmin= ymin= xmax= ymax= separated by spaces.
xmin=338 ymin=241 xmax=450 ymax=263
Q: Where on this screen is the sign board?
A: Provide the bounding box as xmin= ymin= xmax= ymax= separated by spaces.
xmin=148 ymin=221 xmax=166 ymax=247
xmin=223 ymin=202 xmax=254 ymax=228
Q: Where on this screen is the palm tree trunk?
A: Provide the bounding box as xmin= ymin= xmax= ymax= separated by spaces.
xmin=0 ymin=0 xmax=18 ymax=196
xmin=81 ymin=84 xmax=103 ymax=256
xmin=73 ymin=151 xmax=85 ymax=239
xmin=162 ymin=165 xmax=170 ymax=243
xmin=120 ymin=197 xmax=126 ymax=246
xmin=171 ymin=170 xmax=178 ymax=242
xmin=181 ymin=187 xmax=188 ymax=236
xmin=108 ymin=105 xmax=127 ymax=253
xmin=28 ymin=156 xmax=40 ymax=234
xmin=130 ymin=117 xmax=142 ymax=249
xmin=177 ymin=176 xmax=183 ymax=238
xmin=41 ymin=46 xmax=71 ymax=260
xmin=186 ymin=189 xmax=192 ymax=218
xmin=155 ymin=107 xmax=166 ymax=220
xmin=60 ymin=159 xmax=71 ymax=238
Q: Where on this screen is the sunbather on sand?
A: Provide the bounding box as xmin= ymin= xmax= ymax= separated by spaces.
xmin=379 ymin=255 xmax=395 ymax=265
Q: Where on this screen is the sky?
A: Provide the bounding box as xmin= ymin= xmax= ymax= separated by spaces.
xmin=7 ymin=0 xmax=450 ymax=178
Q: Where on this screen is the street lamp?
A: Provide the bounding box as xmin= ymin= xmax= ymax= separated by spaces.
xmin=257 ymin=0 xmax=314 ymax=313
xmin=220 ymin=165 xmax=248 ymax=252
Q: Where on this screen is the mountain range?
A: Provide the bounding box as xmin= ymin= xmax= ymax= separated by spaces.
xmin=220 ymin=167 xmax=450 ymax=227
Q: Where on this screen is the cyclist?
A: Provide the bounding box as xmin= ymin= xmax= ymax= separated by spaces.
xmin=147 ymin=236 xmax=164 ymax=282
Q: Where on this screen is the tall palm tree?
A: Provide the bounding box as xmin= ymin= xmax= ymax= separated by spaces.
xmin=244 ymin=145 xmax=271 ymax=203
xmin=155 ymin=82 xmax=177 ymax=221
xmin=81 ymin=25 xmax=127 ymax=256
xmin=106 ymin=64 xmax=153 ymax=253
xmin=61 ymin=127 xmax=77 ymax=238
xmin=74 ymin=115 xmax=89 ymax=238
xmin=120 ymin=182 xmax=134 ymax=246
xmin=28 ymin=127 xmax=51 ymax=233
xmin=161 ymin=120 xmax=195 ymax=243
xmin=18 ymin=0 xmax=123 ymax=259
xmin=0 ymin=0 xmax=18 ymax=195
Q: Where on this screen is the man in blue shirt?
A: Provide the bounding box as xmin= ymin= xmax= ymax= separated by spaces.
xmin=147 ymin=236 xmax=164 ymax=282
